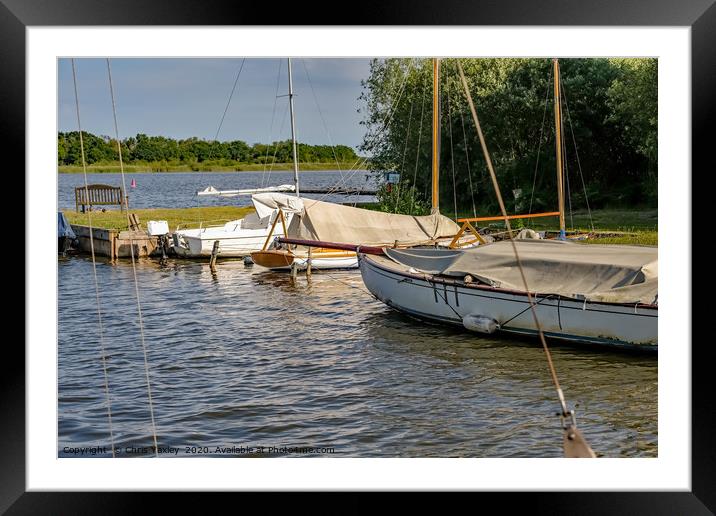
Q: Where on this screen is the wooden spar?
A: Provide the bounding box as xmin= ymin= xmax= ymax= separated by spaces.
xmin=457 ymin=211 xmax=561 ymax=223
xmin=431 ymin=58 xmax=440 ymax=214
xmin=277 ymin=237 xmax=385 ymax=256
xmin=260 ymin=209 xmax=287 ymax=251
xmin=553 ymin=59 xmax=566 ymax=239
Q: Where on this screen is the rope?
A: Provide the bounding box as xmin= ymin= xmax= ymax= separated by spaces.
xmin=528 ymin=65 xmax=552 ymax=215
xmin=301 ymin=59 xmax=346 ymax=179
xmin=395 ymin=83 xmax=415 ymax=213
xmin=306 ymin=59 xmax=414 ymax=208
xmin=457 ymin=77 xmax=477 ymax=218
xmin=260 ymin=59 xmax=284 ymax=188
xmin=457 ymin=60 xmax=575 ymax=425
xmin=562 ymin=114 xmax=574 ymax=230
xmin=446 ymin=76 xmax=458 ymax=220
xmin=409 ymin=72 xmax=428 ymax=215
xmin=561 ymin=79 xmax=595 ymax=231
xmin=306 ymin=266 xmax=373 ymax=296
xmin=213 ymin=58 xmax=246 ymax=142
xmin=107 ymin=58 xmax=159 ymax=457
xmin=262 ymin=102 xmax=291 ymax=188
xmin=71 ymin=59 xmax=116 ymax=458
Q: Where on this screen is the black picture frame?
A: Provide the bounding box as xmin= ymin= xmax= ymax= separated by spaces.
xmin=7 ymin=0 xmax=713 ymax=511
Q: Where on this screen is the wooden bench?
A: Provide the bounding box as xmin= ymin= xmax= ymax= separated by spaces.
xmin=75 ymin=184 xmax=125 ymax=213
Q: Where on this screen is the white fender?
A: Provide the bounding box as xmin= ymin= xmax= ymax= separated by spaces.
xmin=462 ymin=314 xmax=500 ymax=334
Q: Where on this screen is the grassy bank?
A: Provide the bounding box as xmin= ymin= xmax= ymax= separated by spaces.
xmin=479 ymin=208 xmax=658 ymax=246
xmin=64 ymin=206 xmax=254 ymax=231
xmin=58 ymin=162 xmax=366 ymax=173
xmin=64 ymin=206 xmax=657 ymax=246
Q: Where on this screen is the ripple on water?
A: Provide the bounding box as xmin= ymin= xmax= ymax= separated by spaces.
xmin=58 ymin=256 xmax=657 ymax=458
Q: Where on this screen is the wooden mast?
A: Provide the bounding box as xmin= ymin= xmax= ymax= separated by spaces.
xmin=553 ymin=58 xmax=566 ymax=239
xmin=288 ymin=58 xmax=300 ymax=198
xmin=431 ymin=58 xmax=440 ymax=214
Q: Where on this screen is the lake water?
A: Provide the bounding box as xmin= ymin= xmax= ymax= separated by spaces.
xmin=58 ymin=255 xmax=657 ymax=458
xmin=58 ymin=171 xmax=379 ymax=210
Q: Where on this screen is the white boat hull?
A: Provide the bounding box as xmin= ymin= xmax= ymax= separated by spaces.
xmin=172 ymin=228 xmax=282 ymax=258
xmin=359 ymin=254 xmax=657 ymax=349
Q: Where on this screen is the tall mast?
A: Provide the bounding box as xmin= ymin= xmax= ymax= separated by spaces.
xmin=431 ymin=58 xmax=440 ymax=214
xmin=553 ymin=58 xmax=565 ymax=239
xmin=288 ymin=58 xmax=300 ymax=197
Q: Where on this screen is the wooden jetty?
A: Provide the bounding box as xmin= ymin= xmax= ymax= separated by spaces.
xmin=71 ymin=225 xmax=160 ymax=260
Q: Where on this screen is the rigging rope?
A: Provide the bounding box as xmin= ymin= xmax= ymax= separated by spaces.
xmin=456 ymin=60 xmax=595 ymax=458
xmin=446 ymin=75 xmax=458 ymax=220
xmin=561 ymin=107 xmax=574 ymax=230
xmin=260 ymin=59 xmax=284 ymax=188
xmin=107 ymin=58 xmax=160 ymax=457
xmin=528 ymin=65 xmax=553 ymax=215
xmin=456 ymin=76 xmax=477 ymax=219
xmin=395 ymin=80 xmax=415 ymax=213
xmin=409 ymin=71 xmax=428 ymax=215
xmin=560 ymin=79 xmax=595 ymax=231
xmin=71 ymin=59 xmax=116 ymax=458
xmin=262 ymin=102 xmax=291 ymax=188
xmin=307 ymin=59 xmax=414 ymax=207
xmin=213 ymin=58 xmax=246 ymax=143
xmin=301 ymin=59 xmax=346 ymax=180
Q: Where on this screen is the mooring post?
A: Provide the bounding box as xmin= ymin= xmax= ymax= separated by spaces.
xmin=209 ymin=240 xmax=220 ymax=271
xmin=306 ymin=247 xmax=312 ymax=278
xmin=290 ymin=261 xmax=298 ymax=281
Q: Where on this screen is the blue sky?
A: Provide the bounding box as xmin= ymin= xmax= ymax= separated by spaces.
xmin=58 ymin=58 xmax=373 ymax=151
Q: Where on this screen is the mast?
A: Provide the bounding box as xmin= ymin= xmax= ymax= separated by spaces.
xmin=431 ymin=58 xmax=440 ymax=214
xmin=553 ymin=58 xmax=566 ymax=239
xmin=288 ymin=58 xmax=300 ymax=197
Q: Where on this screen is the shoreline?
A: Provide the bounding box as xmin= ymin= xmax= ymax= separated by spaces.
xmin=62 ymin=206 xmax=657 ymax=246
xmin=58 ymin=162 xmax=369 ymax=174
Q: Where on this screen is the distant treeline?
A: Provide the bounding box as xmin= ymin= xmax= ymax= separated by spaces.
xmin=57 ymin=132 xmax=360 ymax=169
xmin=361 ymin=58 xmax=657 ymax=215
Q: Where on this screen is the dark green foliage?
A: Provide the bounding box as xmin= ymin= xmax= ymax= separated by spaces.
xmin=57 ymin=132 xmax=359 ymax=167
xmin=359 ymin=58 xmax=658 ymax=215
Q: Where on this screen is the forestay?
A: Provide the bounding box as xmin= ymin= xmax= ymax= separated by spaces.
xmin=285 ymin=198 xmax=461 ymax=246
xmin=384 ymin=239 xmax=658 ymax=305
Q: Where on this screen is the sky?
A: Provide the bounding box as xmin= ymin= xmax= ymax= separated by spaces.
xmin=58 ymin=58 xmax=373 ymax=151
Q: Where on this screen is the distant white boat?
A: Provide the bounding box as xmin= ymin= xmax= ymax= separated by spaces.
xmin=197 ymin=184 xmax=296 ymax=197
xmin=171 ymin=192 xmax=303 ymax=258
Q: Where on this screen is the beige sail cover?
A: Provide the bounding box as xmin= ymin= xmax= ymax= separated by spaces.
xmin=286 ymin=198 xmax=461 ymax=246
xmin=384 ymin=239 xmax=658 ymax=305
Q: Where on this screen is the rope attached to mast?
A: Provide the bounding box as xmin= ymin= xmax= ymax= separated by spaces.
xmin=71 ymin=59 xmax=116 ymax=457
xmin=107 ymin=58 xmax=160 ymax=457
xmin=456 ymin=60 xmax=595 ymax=458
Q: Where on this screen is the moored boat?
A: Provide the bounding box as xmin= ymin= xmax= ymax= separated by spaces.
xmin=171 ymin=192 xmax=303 ymax=258
xmin=358 ymin=240 xmax=657 ymax=348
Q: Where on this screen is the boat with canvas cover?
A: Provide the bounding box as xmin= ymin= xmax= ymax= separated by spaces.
xmin=358 ymin=240 xmax=657 ymax=348
xmin=251 ymin=196 xmax=461 ymax=270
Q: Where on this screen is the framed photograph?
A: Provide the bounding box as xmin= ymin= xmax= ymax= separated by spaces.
xmin=8 ymin=0 xmax=712 ymax=511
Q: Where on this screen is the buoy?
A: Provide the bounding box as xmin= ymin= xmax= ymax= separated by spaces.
xmin=462 ymin=314 xmax=500 ymax=334
xmin=131 ymin=178 xmax=136 ymax=188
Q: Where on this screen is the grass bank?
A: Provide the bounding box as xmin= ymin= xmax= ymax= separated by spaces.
xmin=479 ymin=208 xmax=658 ymax=246
xmin=58 ymin=162 xmax=366 ymax=173
xmin=64 ymin=206 xmax=657 ymax=246
xmin=64 ymin=206 xmax=255 ymax=231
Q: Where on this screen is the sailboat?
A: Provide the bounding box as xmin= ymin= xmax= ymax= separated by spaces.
xmin=171 ymin=58 xmax=304 ymax=259
xmin=251 ymin=59 xmax=471 ymax=271
xmin=281 ymin=58 xmax=658 ymax=348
